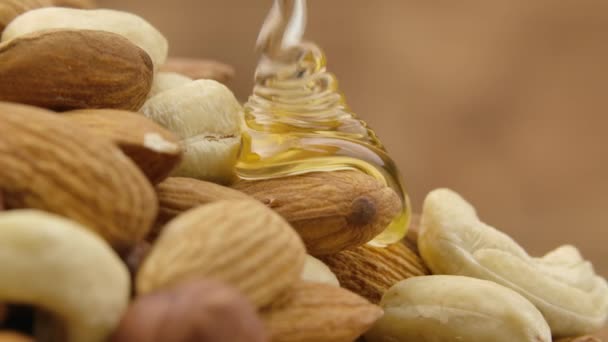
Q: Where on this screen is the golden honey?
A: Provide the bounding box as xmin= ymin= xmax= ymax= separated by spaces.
xmin=236 ymin=0 xmax=410 ymax=245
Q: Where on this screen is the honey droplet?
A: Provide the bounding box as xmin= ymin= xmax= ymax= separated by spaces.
xmin=237 ymin=0 xmax=410 ymax=245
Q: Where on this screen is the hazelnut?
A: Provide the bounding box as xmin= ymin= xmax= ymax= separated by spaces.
xmin=111 ymin=280 xmax=268 ymax=342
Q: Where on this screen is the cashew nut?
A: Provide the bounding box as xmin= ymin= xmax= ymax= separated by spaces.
xmin=418 ymin=189 xmax=608 ymax=337
xmin=147 ymin=72 xmax=192 ymax=99
xmin=140 ymin=80 xmax=243 ymax=184
xmin=301 ymin=255 xmax=339 ymax=286
xmin=366 ymin=275 xmax=552 ymax=342
xmin=2 ymin=8 xmax=168 ymax=68
xmin=0 ymin=210 xmax=130 ymax=342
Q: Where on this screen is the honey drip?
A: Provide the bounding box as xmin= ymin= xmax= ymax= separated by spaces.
xmin=236 ymin=0 xmax=410 ymax=245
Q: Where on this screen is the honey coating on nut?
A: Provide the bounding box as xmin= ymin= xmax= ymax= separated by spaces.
xmin=236 ymin=0 xmax=411 ymax=245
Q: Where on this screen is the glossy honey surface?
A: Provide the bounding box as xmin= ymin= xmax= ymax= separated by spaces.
xmin=236 ymin=0 xmax=410 ymax=245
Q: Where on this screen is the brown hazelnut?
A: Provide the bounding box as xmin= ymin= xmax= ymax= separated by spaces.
xmin=110 ymin=279 xmax=268 ymax=342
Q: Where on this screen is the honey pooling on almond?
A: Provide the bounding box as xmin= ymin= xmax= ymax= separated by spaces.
xmin=236 ymin=0 xmax=411 ymax=245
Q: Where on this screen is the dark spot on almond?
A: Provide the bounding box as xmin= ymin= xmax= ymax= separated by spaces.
xmin=347 ymin=195 xmax=376 ymax=227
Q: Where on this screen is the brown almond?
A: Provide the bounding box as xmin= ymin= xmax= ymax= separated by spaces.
xmin=153 ymin=177 xmax=251 ymax=237
xmin=0 ymin=332 xmax=33 ymax=342
xmin=137 ymin=200 xmax=306 ymax=308
xmin=65 ymin=109 xmax=182 ymax=184
xmin=233 ymin=170 xmax=402 ymax=255
xmin=160 ymin=57 xmax=235 ymax=83
xmin=0 ymin=0 xmax=94 ymax=34
xmin=0 ymin=29 xmax=153 ymax=111
xmin=321 ymin=242 xmax=429 ymax=304
xmin=261 ymin=282 xmax=383 ymax=342
xmin=0 ymin=102 xmax=157 ymax=252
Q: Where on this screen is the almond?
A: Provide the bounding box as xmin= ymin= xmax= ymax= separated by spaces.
xmin=0 ymin=0 xmax=94 ymax=34
xmin=65 ymin=109 xmax=182 ymax=184
xmin=0 ymin=29 xmax=153 ymax=111
xmin=154 ymin=177 xmax=250 ymax=238
xmin=233 ymin=170 xmax=402 ymax=255
xmin=261 ymin=281 xmax=383 ymax=342
xmin=0 ymin=102 xmax=157 ymax=252
xmin=137 ymin=199 xmax=306 ymax=308
xmin=160 ymin=57 xmax=235 ymax=83
xmin=321 ymin=242 xmax=429 ymax=304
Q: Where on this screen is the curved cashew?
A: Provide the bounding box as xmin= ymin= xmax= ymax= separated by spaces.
xmin=140 ymin=80 xmax=242 ymax=184
xmin=147 ymin=72 xmax=192 ymax=99
xmin=300 ymin=255 xmax=339 ymax=286
xmin=366 ymin=275 xmax=551 ymax=342
xmin=2 ymin=8 xmax=168 ymax=68
xmin=0 ymin=210 xmax=130 ymax=342
xmin=419 ymin=189 xmax=608 ymax=337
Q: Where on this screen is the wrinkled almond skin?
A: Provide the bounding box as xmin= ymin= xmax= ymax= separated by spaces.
xmin=0 ymin=29 xmax=153 ymax=111
xmin=137 ymin=200 xmax=306 ymax=308
xmin=234 ymin=171 xmax=402 ymax=255
xmin=262 ymin=282 xmax=383 ymax=342
xmin=153 ymin=177 xmax=251 ymax=238
xmin=0 ymin=0 xmax=94 ymax=34
xmin=65 ymin=109 xmax=182 ymax=184
xmin=0 ymin=332 xmax=33 ymax=342
xmin=0 ymin=102 xmax=157 ymax=252
xmin=111 ymin=280 xmax=268 ymax=342
xmin=321 ymin=242 xmax=429 ymax=304
xmin=160 ymin=57 xmax=235 ymax=83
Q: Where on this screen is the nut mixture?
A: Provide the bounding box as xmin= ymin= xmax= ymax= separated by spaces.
xmin=0 ymin=1 xmax=606 ymax=342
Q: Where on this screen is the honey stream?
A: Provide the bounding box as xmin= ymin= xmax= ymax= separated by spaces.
xmin=236 ymin=0 xmax=410 ymax=245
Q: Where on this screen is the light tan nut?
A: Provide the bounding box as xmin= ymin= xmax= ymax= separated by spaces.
xmin=147 ymin=72 xmax=192 ymax=99
xmin=0 ymin=210 xmax=130 ymax=342
xmin=137 ymin=200 xmax=306 ymax=308
xmin=0 ymin=29 xmax=153 ymax=111
xmin=141 ymin=80 xmax=242 ymax=184
xmin=418 ymin=189 xmax=608 ymax=337
xmin=2 ymin=7 xmax=167 ymax=68
xmin=301 ymin=256 xmax=339 ymax=286
xmin=0 ymin=102 xmax=157 ymax=252
xmin=0 ymin=0 xmax=94 ymax=35
xmin=160 ymin=57 xmax=235 ymax=83
xmin=111 ymin=280 xmax=268 ymax=342
xmin=321 ymin=241 xmax=429 ymax=304
xmin=366 ymin=275 xmax=551 ymax=342
xmin=262 ymin=281 xmax=383 ymax=342
xmin=0 ymin=331 xmax=33 ymax=342
xmin=154 ymin=177 xmax=250 ymax=238
xmin=234 ymin=170 xmax=402 ymax=255
xmin=65 ymin=109 xmax=182 ymax=184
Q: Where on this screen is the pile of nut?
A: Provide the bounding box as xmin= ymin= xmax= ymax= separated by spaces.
xmin=0 ymin=1 xmax=606 ymax=342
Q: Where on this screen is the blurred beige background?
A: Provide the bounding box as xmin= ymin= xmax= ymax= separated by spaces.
xmin=99 ymin=0 xmax=607 ymax=277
